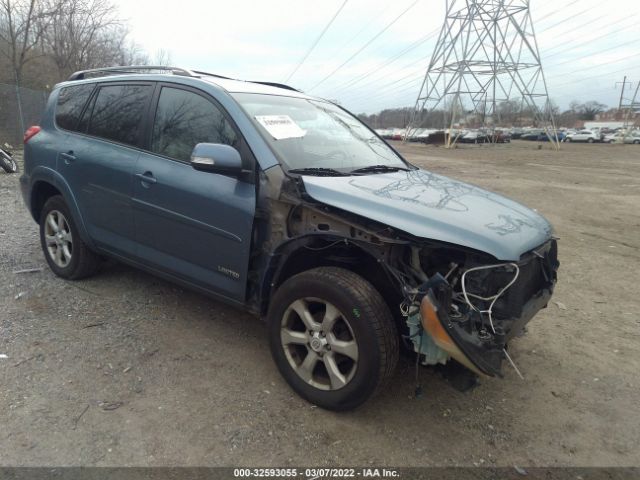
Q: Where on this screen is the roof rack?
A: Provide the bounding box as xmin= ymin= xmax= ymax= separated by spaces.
xmin=67 ymin=65 xmax=198 ymax=81
xmin=66 ymin=65 xmax=301 ymax=93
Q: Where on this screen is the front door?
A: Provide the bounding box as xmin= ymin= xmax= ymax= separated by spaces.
xmin=132 ymin=85 xmax=255 ymax=302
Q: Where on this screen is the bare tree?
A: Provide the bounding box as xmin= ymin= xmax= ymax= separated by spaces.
xmin=0 ymin=0 xmax=55 ymax=84
xmin=43 ymin=0 xmax=123 ymax=77
xmin=152 ymin=48 xmax=171 ymax=66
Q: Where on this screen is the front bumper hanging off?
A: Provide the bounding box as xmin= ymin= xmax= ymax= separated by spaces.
xmin=418 ymin=240 xmax=558 ymax=377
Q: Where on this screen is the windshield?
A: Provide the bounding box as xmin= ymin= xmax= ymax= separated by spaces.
xmin=232 ymin=93 xmax=408 ymax=173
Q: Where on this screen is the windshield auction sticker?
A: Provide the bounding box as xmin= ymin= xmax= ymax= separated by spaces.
xmin=255 ymin=115 xmax=306 ymax=140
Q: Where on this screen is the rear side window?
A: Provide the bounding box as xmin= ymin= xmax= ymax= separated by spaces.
xmin=87 ymin=84 xmax=152 ymax=147
xmin=151 ymin=87 xmax=237 ymax=162
xmin=55 ymin=84 xmax=94 ymax=131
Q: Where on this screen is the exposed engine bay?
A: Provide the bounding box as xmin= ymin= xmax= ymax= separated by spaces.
xmin=401 ymin=240 xmax=558 ymax=377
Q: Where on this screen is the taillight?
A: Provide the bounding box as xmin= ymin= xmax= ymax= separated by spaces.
xmin=24 ymin=125 xmax=41 ymax=144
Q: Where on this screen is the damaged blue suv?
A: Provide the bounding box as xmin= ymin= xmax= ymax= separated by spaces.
xmin=20 ymin=66 xmax=558 ymax=410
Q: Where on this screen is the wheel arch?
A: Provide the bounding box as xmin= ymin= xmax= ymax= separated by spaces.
xmin=29 ymin=168 xmax=94 ymax=248
xmin=260 ymin=235 xmax=404 ymax=324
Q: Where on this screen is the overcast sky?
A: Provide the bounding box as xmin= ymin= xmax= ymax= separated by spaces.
xmin=114 ymin=0 xmax=639 ymax=114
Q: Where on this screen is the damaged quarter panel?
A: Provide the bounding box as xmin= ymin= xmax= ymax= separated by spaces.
xmin=302 ymin=170 xmax=553 ymax=261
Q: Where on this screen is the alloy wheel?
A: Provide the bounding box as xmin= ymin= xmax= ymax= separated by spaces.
xmin=280 ymin=298 xmax=358 ymax=391
xmin=44 ymin=210 xmax=73 ymax=268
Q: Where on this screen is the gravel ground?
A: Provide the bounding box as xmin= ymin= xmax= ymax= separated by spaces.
xmin=0 ymin=141 xmax=639 ymax=467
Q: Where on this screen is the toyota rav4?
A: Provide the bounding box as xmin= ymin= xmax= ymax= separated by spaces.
xmin=20 ymin=66 xmax=559 ymax=410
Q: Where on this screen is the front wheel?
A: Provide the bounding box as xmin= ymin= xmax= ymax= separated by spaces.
xmin=268 ymin=267 xmax=398 ymax=411
xmin=587 ymin=138 xmax=594 ymax=143
xmin=0 ymin=149 xmax=17 ymax=173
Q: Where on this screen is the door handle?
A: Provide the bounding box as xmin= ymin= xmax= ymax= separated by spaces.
xmin=136 ymin=172 xmax=157 ymax=185
xmin=60 ymin=151 xmax=76 ymax=163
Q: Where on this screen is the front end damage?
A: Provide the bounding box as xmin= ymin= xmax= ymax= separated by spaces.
xmin=252 ymin=166 xmax=559 ymax=380
xmin=405 ymin=240 xmax=559 ymax=377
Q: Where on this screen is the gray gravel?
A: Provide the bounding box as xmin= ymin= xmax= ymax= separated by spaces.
xmin=1 ymin=143 xmax=639 ymax=467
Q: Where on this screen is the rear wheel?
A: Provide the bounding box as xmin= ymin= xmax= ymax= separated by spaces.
xmin=0 ymin=149 xmax=17 ymax=173
xmin=587 ymin=138 xmax=594 ymax=143
xmin=39 ymin=195 xmax=101 ymax=279
xmin=634 ymin=140 xmax=640 ymax=144
xmin=268 ymin=267 xmax=398 ymax=411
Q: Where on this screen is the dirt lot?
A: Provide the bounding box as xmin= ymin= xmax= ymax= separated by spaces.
xmin=1 ymin=141 xmax=639 ymax=467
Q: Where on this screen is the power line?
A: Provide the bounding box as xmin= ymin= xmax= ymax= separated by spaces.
xmin=549 ymin=64 xmax=640 ymax=88
xmin=533 ymin=0 xmax=582 ymax=24
xmin=328 ymin=28 xmax=440 ymax=95
xmin=537 ymin=6 xmax=591 ymax=34
xmin=548 ymin=47 xmax=640 ymax=72
xmin=308 ymin=0 xmax=420 ymax=92
xmin=284 ymin=0 xmax=349 ymax=83
xmin=325 ymin=3 xmax=394 ymax=62
xmin=344 ymin=45 xmax=640 ymax=113
xmin=544 ymin=14 xmax=638 ymax=58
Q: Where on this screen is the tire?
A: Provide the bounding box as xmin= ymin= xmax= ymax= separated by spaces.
xmin=634 ymin=140 xmax=640 ymax=145
xmin=268 ymin=267 xmax=398 ymax=411
xmin=39 ymin=195 xmax=101 ymax=280
xmin=566 ymin=138 xmax=572 ymax=142
xmin=587 ymin=138 xmax=594 ymax=143
xmin=0 ymin=149 xmax=17 ymax=173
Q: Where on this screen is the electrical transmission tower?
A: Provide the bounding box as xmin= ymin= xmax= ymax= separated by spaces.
xmin=405 ymin=0 xmax=559 ymax=148
xmin=620 ymin=81 xmax=640 ymax=142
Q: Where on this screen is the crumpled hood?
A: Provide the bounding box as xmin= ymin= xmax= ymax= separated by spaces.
xmin=302 ymin=169 xmax=553 ymax=261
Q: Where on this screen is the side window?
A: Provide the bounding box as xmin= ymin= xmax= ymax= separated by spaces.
xmin=151 ymin=87 xmax=238 ymax=162
xmin=55 ymin=84 xmax=94 ymax=131
xmin=87 ymin=84 xmax=152 ymax=147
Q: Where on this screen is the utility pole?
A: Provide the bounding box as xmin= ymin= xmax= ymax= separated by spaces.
xmin=405 ymin=0 xmax=559 ymax=149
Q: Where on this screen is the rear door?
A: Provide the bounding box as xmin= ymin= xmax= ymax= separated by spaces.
xmin=58 ymin=82 xmax=153 ymax=257
xmin=132 ymin=84 xmax=256 ymax=302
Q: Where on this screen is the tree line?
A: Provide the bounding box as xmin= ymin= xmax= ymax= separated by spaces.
xmin=0 ymin=0 xmax=168 ymax=90
xmin=357 ymin=100 xmax=610 ymax=129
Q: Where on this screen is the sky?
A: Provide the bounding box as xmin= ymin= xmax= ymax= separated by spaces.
xmin=114 ymin=0 xmax=640 ymax=114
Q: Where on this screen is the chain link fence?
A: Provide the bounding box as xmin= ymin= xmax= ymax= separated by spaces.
xmin=0 ymin=83 xmax=49 ymax=146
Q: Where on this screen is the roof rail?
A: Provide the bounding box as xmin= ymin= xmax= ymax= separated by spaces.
xmin=66 ymin=66 xmax=302 ymax=93
xmin=249 ymin=81 xmax=300 ymax=92
xmin=190 ymin=70 xmax=233 ymax=80
xmin=67 ymin=65 xmax=198 ymax=81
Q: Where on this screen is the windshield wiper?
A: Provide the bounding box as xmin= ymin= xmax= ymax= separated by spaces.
xmin=287 ymin=167 xmax=350 ymax=177
xmin=349 ymin=165 xmax=410 ymax=174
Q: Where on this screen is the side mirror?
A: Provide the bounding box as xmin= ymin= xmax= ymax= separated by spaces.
xmin=190 ymin=143 xmax=242 ymax=174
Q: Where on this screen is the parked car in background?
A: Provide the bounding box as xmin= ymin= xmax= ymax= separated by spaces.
xmin=374 ymin=128 xmax=393 ymax=139
xmin=407 ymin=128 xmax=433 ymax=142
xmin=537 ymin=131 xmax=565 ymax=142
xmin=564 ymin=130 xmax=601 ymax=143
xmin=20 ymin=65 xmax=558 ymax=410
xmin=459 ymin=130 xmax=489 ymax=143
xmin=423 ymin=130 xmax=446 ymax=144
xmin=604 ymin=131 xmax=640 ymax=144
xmin=520 ymin=130 xmax=544 ymax=141
xmin=490 ymin=131 xmax=511 ymax=143
xmin=509 ymin=128 xmax=525 ymax=139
